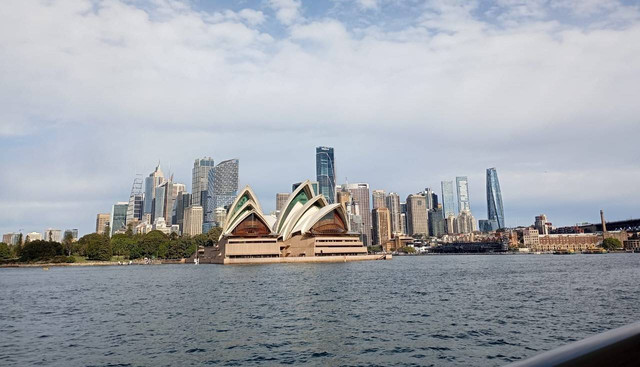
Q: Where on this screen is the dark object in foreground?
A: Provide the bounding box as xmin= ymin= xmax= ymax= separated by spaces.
xmin=507 ymin=321 xmax=640 ymax=367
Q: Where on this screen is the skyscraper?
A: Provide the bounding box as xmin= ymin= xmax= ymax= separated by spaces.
xmin=344 ymin=183 xmax=371 ymax=246
xmin=428 ymin=207 xmax=445 ymax=238
xmin=96 ymin=213 xmax=110 ymax=234
xmin=486 ymin=167 xmax=505 ymax=229
xmin=174 ymin=192 xmax=191 ymax=232
xmin=192 ymin=157 xmax=214 ymax=207
xmin=110 ymin=202 xmax=128 ymax=236
xmin=372 ymin=189 xmax=386 ymax=209
xmin=143 ymin=164 xmax=164 ymax=216
xmin=316 ymin=146 xmax=336 ymax=203
xmin=385 ymin=192 xmax=402 ymax=235
xmin=406 ymin=194 xmax=428 ymax=237
xmin=372 ymin=207 xmax=392 ymax=246
xmin=424 ymin=187 xmax=438 ymax=210
xmin=206 ymin=159 xmax=239 ymax=227
xmin=183 ymin=206 xmax=203 ymax=237
xmin=441 ymin=181 xmax=455 ymax=218
xmin=276 ymin=193 xmax=289 ymax=217
xmin=456 ymin=176 xmax=470 ymax=213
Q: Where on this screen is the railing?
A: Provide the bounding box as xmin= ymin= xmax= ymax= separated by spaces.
xmin=507 ymin=321 xmax=640 ymax=367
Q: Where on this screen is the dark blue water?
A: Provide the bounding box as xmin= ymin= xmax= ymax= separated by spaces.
xmin=1 ymin=254 xmax=639 ymax=366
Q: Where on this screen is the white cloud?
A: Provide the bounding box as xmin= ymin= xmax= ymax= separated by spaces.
xmin=268 ymin=0 xmax=303 ymax=25
xmin=357 ymin=0 xmax=378 ymax=10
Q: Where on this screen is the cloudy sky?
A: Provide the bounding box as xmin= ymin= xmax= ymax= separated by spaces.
xmin=1 ymin=0 xmax=639 ymax=236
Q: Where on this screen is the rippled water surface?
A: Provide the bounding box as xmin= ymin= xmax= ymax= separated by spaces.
xmin=1 ymin=254 xmax=639 ymax=366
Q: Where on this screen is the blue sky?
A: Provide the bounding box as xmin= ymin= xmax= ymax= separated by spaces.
xmin=1 ymin=0 xmax=639 ymax=236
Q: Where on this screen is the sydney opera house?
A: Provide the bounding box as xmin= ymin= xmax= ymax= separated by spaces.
xmin=197 ymin=180 xmax=390 ymax=264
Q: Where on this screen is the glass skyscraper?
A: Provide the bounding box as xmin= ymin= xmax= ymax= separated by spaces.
xmin=191 ymin=157 xmax=214 ymax=207
xmin=143 ymin=164 xmax=164 ymax=216
xmin=206 ymin=159 xmax=239 ymax=226
xmin=456 ymin=176 xmax=470 ymax=213
xmin=486 ymin=167 xmax=505 ymax=229
xmin=110 ymin=202 xmax=128 ymax=236
xmin=441 ymin=181 xmax=455 ymax=218
xmin=316 ymin=146 xmax=336 ymax=204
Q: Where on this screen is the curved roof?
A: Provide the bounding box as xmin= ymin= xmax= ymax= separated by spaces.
xmin=274 ymin=180 xmax=316 ymax=234
xmin=223 ymin=186 xmax=262 ymax=230
xmin=280 ymin=194 xmax=328 ymax=241
xmin=222 ymin=208 xmax=274 ymax=237
xmin=224 ymin=200 xmax=263 ymax=235
xmin=299 ymin=203 xmax=350 ymax=235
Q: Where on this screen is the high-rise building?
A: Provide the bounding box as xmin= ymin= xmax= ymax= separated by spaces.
xmin=174 ymin=192 xmax=191 ymax=232
xmin=479 ymin=219 xmax=499 ymax=232
xmin=143 ymin=164 xmax=164 ymax=216
xmin=454 ymin=210 xmax=476 ymax=234
xmin=214 ymin=207 xmax=227 ymax=228
xmin=192 ymin=157 xmax=214 ymax=207
xmin=276 ymin=193 xmax=289 ymax=217
xmin=406 ymin=194 xmax=428 ymax=237
xmin=155 ymin=181 xmax=186 ymax=226
xmin=445 ymin=214 xmax=456 ymax=234
xmin=96 ymin=213 xmax=110 ymax=234
xmin=535 ymin=214 xmax=551 ymax=235
xmin=456 ymin=176 xmax=471 ymax=213
xmin=385 ymin=192 xmax=402 ymax=235
xmin=316 ymin=146 xmax=336 ymax=203
xmin=183 ymin=206 xmax=204 ymax=237
xmin=372 ymin=207 xmax=392 ymax=246
xmin=126 ymin=176 xmax=144 ymax=225
xmin=372 ymin=189 xmax=386 ymax=209
xmin=441 ymin=181 xmax=455 ymax=218
xmin=486 ymin=167 xmax=505 ymax=229
xmin=206 ymin=159 xmax=239 ymax=226
xmin=110 ymin=202 xmax=128 ymax=236
xmin=428 ymin=208 xmax=445 ymax=238
xmin=44 ymin=228 xmax=62 ymax=242
xmin=344 ymin=183 xmax=371 ymax=246
xmin=154 ymin=184 xmax=166 ymax=222
xmin=2 ymin=233 xmax=21 ymax=246
xmin=400 ymin=202 xmax=408 ymax=235
xmin=424 ymin=187 xmax=438 ymax=210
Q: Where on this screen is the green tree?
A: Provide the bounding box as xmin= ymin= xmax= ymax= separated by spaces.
xmin=601 ymin=237 xmax=623 ymax=250
xmin=111 ymin=234 xmax=136 ymax=258
xmin=0 ymin=242 xmax=11 ymax=260
xmin=82 ymin=233 xmax=112 ymax=261
xmin=17 ymin=233 xmax=23 ymax=246
xmin=20 ymin=240 xmax=63 ymax=261
xmin=206 ymin=226 xmax=223 ymax=246
xmin=192 ymin=233 xmax=210 ymax=248
xmin=400 ymin=246 xmax=416 ymax=254
xmin=139 ymin=230 xmax=169 ymax=258
xmin=62 ymin=231 xmax=74 ymax=256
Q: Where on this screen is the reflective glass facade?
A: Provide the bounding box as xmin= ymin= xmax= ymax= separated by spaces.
xmin=316 ymin=146 xmax=336 ymax=204
xmin=486 ymin=168 xmax=505 ymax=229
xmin=456 ymin=176 xmax=470 ymax=213
xmin=206 ymin=159 xmax=239 ymax=226
xmin=191 ymin=157 xmax=214 ymax=206
xmin=441 ymin=181 xmax=455 ymax=218
xmin=110 ymin=202 xmax=128 ymax=236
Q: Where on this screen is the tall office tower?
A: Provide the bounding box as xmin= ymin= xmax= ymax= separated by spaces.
xmin=126 ymin=176 xmax=144 ymax=226
xmin=534 ymin=214 xmax=550 ymax=235
xmin=406 ymin=194 xmax=429 ymax=237
xmin=205 ymin=159 xmax=239 ymax=228
xmin=441 ymin=181 xmax=455 ymax=218
xmin=400 ymin=202 xmax=408 ymax=235
xmin=174 ymin=192 xmax=191 ymax=232
xmin=344 ymin=183 xmax=372 ymax=246
xmin=316 ymin=146 xmax=336 ymax=203
xmin=424 ymin=188 xmax=438 ymax=210
xmin=110 ymin=202 xmax=128 ymax=236
xmin=445 ymin=214 xmax=456 ymax=234
xmin=456 ymin=176 xmax=471 ymax=213
xmin=192 ymin=157 xmax=214 ymax=206
xmin=372 ymin=207 xmax=392 ymax=246
xmin=96 ymin=213 xmax=110 ymax=234
xmin=428 ymin=207 xmax=445 ymax=238
xmin=292 ymin=181 xmax=319 ymax=195
xmin=44 ymin=229 xmax=62 ymax=242
xmin=385 ymin=192 xmax=402 ymax=235
xmin=143 ymin=164 xmax=164 ymax=216
xmin=154 ymin=184 xmax=166 ymax=222
xmin=165 ymin=182 xmax=186 ymax=226
xmin=486 ymin=167 xmax=505 ymax=229
xmin=183 ymin=206 xmax=204 ymax=237
xmin=455 ymin=210 xmax=476 ymax=234
xmin=276 ymin=193 xmax=290 ymax=217
xmin=478 ymin=219 xmax=498 ymax=233
xmin=372 ymin=190 xmax=386 ymax=209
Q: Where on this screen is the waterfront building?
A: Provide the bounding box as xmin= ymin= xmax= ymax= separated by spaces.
xmin=479 ymin=219 xmax=499 ymax=233
xmin=428 ymin=207 xmax=445 ymax=238
xmin=174 ymin=192 xmax=191 ymax=232
xmin=110 ymin=202 xmax=128 ymax=236
xmin=386 ymin=192 xmax=402 ymax=235
xmin=535 ymin=233 xmax=600 ymax=252
xmin=2 ymin=233 xmax=20 ymax=246
xmin=44 ymin=228 xmax=63 ymax=242
xmin=406 ymin=194 xmax=428 ymax=237
xmin=192 ymin=157 xmax=215 ymax=207
xmin=206 ymin=159 xmax=239 ymax=226
xmin=372 ymin=207 xmax=392 ymax=246
xmin=454 ymin=210 xmax=476 ymax=234
xmin=276 ymin=193 xmax=289 ymax=217
xmin=372 ymin=190 xmax=386 ymax=209
xmin=441 ymin=181 xmax=455 ymax=218
xmin=445 ymin=214 xmax=456 ymax=234
xmin=25 ymin=232 xmax=42 ymax=242
xmin=522 ymin=228 xmax=540 ymax=248
xmin=456 ymin=176 xmax=470 ymax=213
xmin=535 ymin=214 xmax=552 ymax=235
xmin=143 ymin=163 xmax=164 ymax=216
xmin=424 ymin=188 xmax=438 ymax=210
xmin=63 ymin=229 xmax=78 ymax=241
xmin=183 ymin=206 xmax=203 ymax=237
xmin=316 ymin=146 xmax=336 ymax=203
xmin=486 ymin=167 xmax=505 ymax=229
xmin=96 ymin=213 xmax=110 ymax=234
xmin=204 ymin=182 xmax=369 ymax=264
xmin=343 ymin=183 xmax=372 ymax=246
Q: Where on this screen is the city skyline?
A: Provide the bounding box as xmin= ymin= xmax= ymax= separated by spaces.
xmin=1 ymin=1 xmax=639 ymax=235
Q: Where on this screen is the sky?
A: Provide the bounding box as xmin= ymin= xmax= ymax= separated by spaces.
xmin=1 ymin=0 xmax=639 ymax=236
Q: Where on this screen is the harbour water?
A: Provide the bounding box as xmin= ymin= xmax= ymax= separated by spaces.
xmin=1 ymin=254 xmax=639 ymax=366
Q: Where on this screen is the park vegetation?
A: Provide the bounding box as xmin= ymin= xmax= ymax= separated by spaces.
xmin=601 ymin=237 xmax=623 ymax=250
